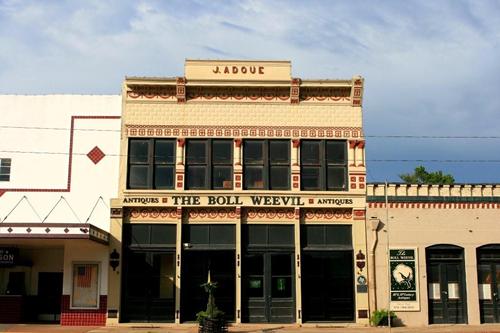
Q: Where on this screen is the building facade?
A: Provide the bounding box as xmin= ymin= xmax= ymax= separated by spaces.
xmin=367 ymin=183 xmax=500 ymax=326
xmin=0 ymin=95 xmax=121 ymax=325
xmin=2 ymin=61 xmax=499 ymax=328
xmin=107 ymin=60 xmax=370 ymax=325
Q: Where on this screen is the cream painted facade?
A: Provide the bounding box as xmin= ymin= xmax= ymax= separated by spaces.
xmin=108 ymin=60 xmax=369 ymax=325
xmin=367 ymin=183 xmax=500 ymax=326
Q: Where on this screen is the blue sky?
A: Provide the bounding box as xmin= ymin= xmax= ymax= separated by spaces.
xmin=1 ymin=0 xmax=500 ymax=183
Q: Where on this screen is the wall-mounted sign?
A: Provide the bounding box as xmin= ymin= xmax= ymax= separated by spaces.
xmin=389 ymin=248 xmax=420 ymax=311
xmin=357 ymin=274 xmax=368 ymax=293
xmin=122 ymin=194 xmax=360 ymax=208
xmin=0 ymin=247 xmax=18 ymax=266
xmin=185 ymin=60 xmax=291 ymax=81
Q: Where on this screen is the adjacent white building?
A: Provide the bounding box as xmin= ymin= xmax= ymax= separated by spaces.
xmin=0 ymin=95 xmax=120 ymax=325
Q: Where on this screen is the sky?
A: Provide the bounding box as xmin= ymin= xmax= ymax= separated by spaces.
xmin=1 ymin=0 xmax=500 ymax=183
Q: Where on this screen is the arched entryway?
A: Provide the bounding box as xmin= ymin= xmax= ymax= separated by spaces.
xmin=426 ymin=244 xmax=467 ymax=324
xmin=477 ymin=244 xmax=500 ymax=323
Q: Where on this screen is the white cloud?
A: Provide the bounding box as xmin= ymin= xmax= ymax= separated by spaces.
xmin=1 ymin=0 xmax=500 ymax=181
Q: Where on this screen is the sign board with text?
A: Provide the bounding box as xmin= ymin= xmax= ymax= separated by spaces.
xmin=121 ymin=194 xmax=362 ymax=208
xmin=389 ymin=248 xmax=420 ymax=311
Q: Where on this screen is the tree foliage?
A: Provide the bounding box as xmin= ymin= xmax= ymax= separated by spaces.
xmin=399 ymin=166 xmax=455 ymax=185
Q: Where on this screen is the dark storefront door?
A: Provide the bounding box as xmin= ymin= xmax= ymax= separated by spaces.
xmin=300 ymin=225 xmax=354 ymax=322
xmin=427 ymin=246 xmax=467 ymax=324
xmin=180 ymin=224 xmax=236 ymax=322
xmin=181 ymin=251 xmax=235 ymax=322
xmin=478 ymin=245 xmax=500 ymax=323
xmin=242 ymin=252 xmax=294 ymax=323
xmin=302 ymin=251 xmax=354 ymax=322
xmin=121 ymin=224 xmax=177 ymax=323
xmin=37 ymin=272 xmax=63 ymax=322
xmin=122 ymin=252 xmax=176 ymax=322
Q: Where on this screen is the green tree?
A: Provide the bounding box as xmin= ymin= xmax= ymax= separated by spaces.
xmin=399 ymin=166 xmax=455 ymax=185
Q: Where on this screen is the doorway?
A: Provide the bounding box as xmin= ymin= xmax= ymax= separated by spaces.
xmin=122 ymin=252 xmax=176 ymax=322
xmin=302 ymin=252 xmax=354 ymax=321
xmin=300 ymin=225 xmax=354 ymax=322
xmin=242 ymin=252 xmax=294 ymax=323
xmin=37 ymin=272 xmax=63 ymax=322
xmin=242 ymin=224 xmax=295 ymax=323
xmin=181 ymin=251 xmax=235 ymax=322
xmin=477 ymin=245 xmax=500 ymax=323
xmin=426 ymin=245 xmax=467 ymax=324
xmin=121 ymin=223 xmax=176 ymax=322
xmin=180 ymin=224 xmax=236 ymax=322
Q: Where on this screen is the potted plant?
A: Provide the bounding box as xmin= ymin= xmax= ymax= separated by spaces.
xmin=197 ymin=272 xmax=226 ymax=333
xmin=370 ymin=309 xmax=397 ymax=326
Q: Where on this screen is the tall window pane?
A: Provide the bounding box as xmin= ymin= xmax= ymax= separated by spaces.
xmin=155 ymin=140 xmax=175 ymax=163
xmin=269 ymin=140 xmax=289 ymax=164
xmin=326 ymin=141 xmax=346 ymax=164
xmin=129 ymin=140 xmax=149 ymax=163
xmin=327 ymin=166 xmax=346 ymax=190
xmin=244 ymin=141 xmax=264 ymax=163
xmin=244 ymin=166 xmax=265 ymax=189
xmin=270 ymin=166 xmax=290 ymax=190
xmin=129 ymin=165 xmax=149 ymax=189
xmin=213 ymin=140 xmax=232 ymax=164
xmin=213 ymin=166 xmax=233 ymax=189
xmin=186 ymin=165 xmax=207 ymax=189
xmin=301 ymin=167 xmax=320 ymax=190
xmin=301 ymin=141 xmax=320 ymax=165
xmin=155 ymin=165 xmax=174 ymax=189
xmin=186 ymin=141 xmax=207 ymax=164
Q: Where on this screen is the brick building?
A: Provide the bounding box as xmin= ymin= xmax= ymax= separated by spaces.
xmin=107 ymin=60 xmax=369 ymax=324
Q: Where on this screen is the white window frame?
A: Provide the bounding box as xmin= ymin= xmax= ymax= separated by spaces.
xmin=70 ymin=261 xmax=100 ymax=310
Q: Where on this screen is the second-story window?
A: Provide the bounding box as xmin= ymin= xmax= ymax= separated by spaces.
xmin=185 ymin=139 xmax=233 ymax=190
xmin=301 ymin=140 xmax=347 ymax=191
xmin=244 ymin=140 xmax=290 ymax=190
xmin=127 ymin=139 xmax=176 ymax=189
xmin=0 ymin=158 xmax=12 ymax=181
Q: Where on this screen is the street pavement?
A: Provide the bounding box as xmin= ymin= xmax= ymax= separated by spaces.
xmin=2 ymin=324 xmax=500 ymax=333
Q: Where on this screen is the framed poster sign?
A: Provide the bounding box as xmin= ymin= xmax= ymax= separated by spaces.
xmin=72 ymin=263 xmax=99 ymax=308
xmin=389 ymin=248 xmax=420 ymax=311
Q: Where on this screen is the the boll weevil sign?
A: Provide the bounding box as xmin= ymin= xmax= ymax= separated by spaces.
xmin=389 ymin=248 xmax=420 ymax=311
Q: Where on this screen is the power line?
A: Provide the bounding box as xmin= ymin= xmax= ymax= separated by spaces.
xmin=2 ymin=149 xmax=500 ymax=163
xmin=0 ymin=125 xmax=120 ymax=132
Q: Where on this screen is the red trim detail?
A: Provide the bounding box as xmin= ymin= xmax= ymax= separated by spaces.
xmin=0 ymin=116 xmax=120 ymax=195
xmin=60 ymin=295 xmax=107 ymax=326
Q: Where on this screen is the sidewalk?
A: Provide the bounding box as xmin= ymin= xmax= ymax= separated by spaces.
xmin=3 ymin=324 xmax=500 ymax=333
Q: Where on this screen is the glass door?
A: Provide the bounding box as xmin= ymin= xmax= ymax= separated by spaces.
xmin=427 ymin=262 xmax=466 ymax=324
xmin=242 ymin=252 xmax=295 ymax=323
xmin=478 ymin=263 xmax=500 ymax=323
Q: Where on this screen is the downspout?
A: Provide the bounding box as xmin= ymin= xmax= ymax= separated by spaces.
xmin=368 ymin=217 xmax=381 ymax=319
